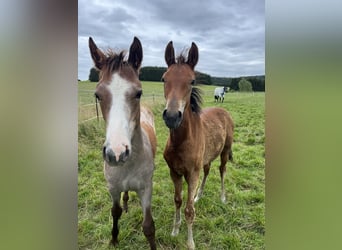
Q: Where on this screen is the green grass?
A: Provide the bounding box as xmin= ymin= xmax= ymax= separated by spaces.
xmin=78 ymin=81 xmax=265 ymax=249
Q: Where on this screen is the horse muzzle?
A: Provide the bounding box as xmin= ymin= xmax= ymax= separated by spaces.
xmin=103 ymin=144 xmax=130 ymax=167
xmin=162 ymin=109 xmax=183 ymax=129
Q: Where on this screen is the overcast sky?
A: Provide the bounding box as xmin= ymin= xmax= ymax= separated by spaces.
xmin=78 ymin=0 xmax=264 ymax=80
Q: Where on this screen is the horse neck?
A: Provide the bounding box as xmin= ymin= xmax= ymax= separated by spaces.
xmin=170 ymin=105 xmax=201 ymax=143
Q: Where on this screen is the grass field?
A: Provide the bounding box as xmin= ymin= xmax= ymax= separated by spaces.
xmin=78 ymin=81 xmax=265 ymax=249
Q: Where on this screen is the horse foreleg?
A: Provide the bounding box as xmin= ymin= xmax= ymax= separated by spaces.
xmin=110 ymin=196 xmax=122 ymax=246
xmin=138 ymin=187 xmax=156 ymax=250
xmin=184 ymin=170 xmax=200 ymax=250
xmin=170 ymin=169 xmax=183 ymax=236
xmin=194 ymin=163 xmax=210 ymax=202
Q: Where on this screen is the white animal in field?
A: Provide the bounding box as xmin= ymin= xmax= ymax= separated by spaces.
xmin=214 ymin=86 xmax=229 ymax=102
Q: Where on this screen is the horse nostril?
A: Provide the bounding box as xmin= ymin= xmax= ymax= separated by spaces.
xmin=162 ymin=109 xmax=167 ymax=120
xmin=119 ymin=146 xmax=130 ymax=162
xmin=178 ymin=111 xmax=182 ymax=118
xmin=102 ymin=146 xmax=106 ymax=159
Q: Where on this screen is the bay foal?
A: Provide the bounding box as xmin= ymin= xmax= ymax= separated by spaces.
xmin=162 ymin=41 xmax=234 ymax=249
xmin=89 ymin=37 xmax=156 ymax=249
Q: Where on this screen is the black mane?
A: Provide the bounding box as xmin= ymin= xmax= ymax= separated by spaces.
xmin=105 ymin=50 xmax=127 ymax=73
xmin=175 ymin=49 xmax=189 ymax=64
xmin=190 ymin=86 xmax=203 ymax=113
xmin=176 ymin=54 xmax=187 ymax=64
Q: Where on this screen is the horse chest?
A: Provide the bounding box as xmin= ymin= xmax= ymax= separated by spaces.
xmin=104 ymin=161 xmax=152 ymax=192
xmin=164 ymin=142 xmax=204 ymax=175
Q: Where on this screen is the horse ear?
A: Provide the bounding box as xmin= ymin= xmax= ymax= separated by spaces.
xmin=187 ymin=42 xmax=198 ymax=69
xmin=89 ymin=37 xmax=106 ymax=70
xmin=128 ymin=37 xmax=143 ymax=70
xmin=165 ymin=41 xmax=175 ymax=67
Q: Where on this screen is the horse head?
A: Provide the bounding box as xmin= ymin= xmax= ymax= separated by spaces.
xmin=89 ymin=37 xmax=143 ymax=166
xmin=162 ymin=41 xmax=199 ymax=129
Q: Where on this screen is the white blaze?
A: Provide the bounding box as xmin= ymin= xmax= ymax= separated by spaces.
xmin=165 ymin=99 xmax=186 ymax=113
xmin=105 ymin=73 xmax=134 ymax=160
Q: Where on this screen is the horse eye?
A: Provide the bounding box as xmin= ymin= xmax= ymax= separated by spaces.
xmin=191 ymin=79 xmax=195 ymax=85
xmin=136 ymin=90 xmax=143 ymax=99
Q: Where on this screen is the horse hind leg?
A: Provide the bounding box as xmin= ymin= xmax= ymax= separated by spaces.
xmin=123 ymin=191 xmax=129 ymax=212
xmin=219 ymin=147 xmax=229 ymax=203
xmin=229 ymin=148 xmax=233 ymax=162
xmin=194 ymin=163 xmax=210 ymax=202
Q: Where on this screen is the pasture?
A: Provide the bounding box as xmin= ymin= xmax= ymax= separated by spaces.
xmin=78 ymin=81 xmax=265 ymax=249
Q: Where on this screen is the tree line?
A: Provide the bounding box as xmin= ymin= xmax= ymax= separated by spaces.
xmin=212 ymin=75 xmax=265 ymax=92
xmin=88 ymin=66 xmax=265 ymax=92
xmin=138 ymin=66 xmax=213 ymax=85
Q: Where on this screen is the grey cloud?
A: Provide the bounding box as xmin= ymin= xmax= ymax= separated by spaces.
xmin=78 ymin=0 xmax=264 ymax=79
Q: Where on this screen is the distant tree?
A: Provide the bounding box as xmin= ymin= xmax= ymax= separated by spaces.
xmin=213 ymin=75 xmax=264 ymax=91
xmin=129 ymin=65 xmax=265 ymax=91
xmin=140 ymin=66 xmax=166 ymax=81
xmin=212 ymin=77 xmax=232 ymax=87
xmin=249 ymin=76 xmax=265 ymax=91
xmin=89 ymin=67 xmax=99 ymax=82
xmin=139 ymin=67 xmax=213 ymax=85
xmin=238 ymin=78 xmax=253 ymax=92
xmin=230 ymin=78 xmax=240 ymax=91
xmin=195 ymin=71 xmax=212 ymax=85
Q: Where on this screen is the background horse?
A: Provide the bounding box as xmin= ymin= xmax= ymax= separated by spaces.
xmin=162 ymin=41 xmax=234 ymax=249
xmin=89 ymin=37 xmax=157 ymax=249
xmin=214 ymin=86 xmax=228 ymax=102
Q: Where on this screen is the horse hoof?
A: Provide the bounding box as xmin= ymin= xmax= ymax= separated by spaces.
xmin=110 ymin=238 xmax=119 ymax=246
xmin=171 ymin=228 xmax=179 ymax=236
xmin=187 ymin=239 xmax=195 ymax=250
xmin=221 ymin=195 xmax=227 ymax=204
